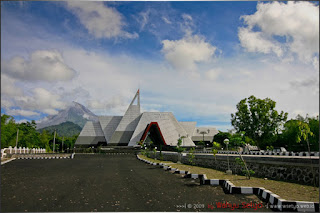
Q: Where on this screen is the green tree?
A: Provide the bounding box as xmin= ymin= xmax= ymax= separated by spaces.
xmin=229 ymin=132 xmax=246 ymax=149
xmin=231 ymin=95 xmax=288 ymax=149
xmin=279 ymin=115 xmax=319 ymax=152
xmin=176 ymin=137 xmax=185 ymax=163
xmin=307 ymin=116 xmax=319 ymax=151
xmin=280 ymin=119 xmax=301 ymax=151
xmin=297 ymin=121 xmax=313 ymax=147
xmin=188 ymin=147 xmax=195 ymax=165
xmin=176 ymin=136 xmax=185 ymax=153
xmin=211 ymin=142 xmax=221 ymax=163
xmin=213 ymin=131 xmax=231 ymax=144
xmin=17 ymin=120 xmax=41 ymax=148
xmin=235 ymin=157 xmax=255 ymax=179
xmin=297 ymin=120 xmax=316 ymax=187
xmin=40 ymin=130 xmax=51 ymax=151
xmin=1 ymin=114 xmax=18 ymax=147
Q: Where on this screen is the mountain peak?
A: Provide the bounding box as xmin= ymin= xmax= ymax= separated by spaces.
xmin=37 ymin=102 xmax=98 ymax=129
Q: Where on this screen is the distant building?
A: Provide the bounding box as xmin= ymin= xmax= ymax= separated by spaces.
xmin=75 ymin=90 xmax=218 ymax=147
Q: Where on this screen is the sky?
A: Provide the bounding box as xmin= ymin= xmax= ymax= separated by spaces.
xmin=1 ymin=1 xmax=319 ymax=132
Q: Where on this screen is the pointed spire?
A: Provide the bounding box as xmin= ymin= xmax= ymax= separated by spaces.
xmin=137 ymin=89 xmax=140 ymax=108
xmin=129 ymin=89 xmax=140 ymax=108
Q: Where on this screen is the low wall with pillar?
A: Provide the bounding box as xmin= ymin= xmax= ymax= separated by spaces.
xmin=151 ymin=151 xmax=319 ymax=186
xmin=1 ymin=146 xmax=46 ymax=158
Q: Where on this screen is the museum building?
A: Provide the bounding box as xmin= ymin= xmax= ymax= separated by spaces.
xmin=75 ymin=90 xmax=218 ymax=147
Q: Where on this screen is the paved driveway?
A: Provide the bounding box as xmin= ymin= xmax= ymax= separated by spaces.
xmin=1 ymin=154 xmax=271 ymax=212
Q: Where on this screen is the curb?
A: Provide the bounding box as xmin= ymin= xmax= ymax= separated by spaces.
xmin=136 ymin=155 xmax=319 ymax=212
xmin=1 ymin=158 xmax=16 ymax=165
xmin=105 ymin=153 xmax=131 ymax=155
xmin=15 ymin=155 xmax=73 ymax=160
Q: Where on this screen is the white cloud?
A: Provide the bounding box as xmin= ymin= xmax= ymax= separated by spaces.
xmin=57 ymin=87 xmax=91 ymax=103
xmin=1 ymin=99 xmax=14 ymax=109
xmin=2 ymin=50 xmax=76 ymax=82
xmin=42 ymin=109 xmax=59 ymax=115
xmin=1 ymin=74 xmax=23 ymax=97
xmin=86 ymin=100 xmax=103 ymax=110
xmin=6 ymin=109 xmax=40 ymax=117
xmin=239 ymin=1 xmax=319 ymax=65
xmin=162 ymin=34 xmax=216 ymax=73
xmin=162 ymin=16 xmax=172 ymax=25
xmin=205 ymin=69 xmax=221 ymax=81
xmin=312 ymin=57 xmax=319 ymax=70
xmin=138 ymin=10 xmax=150 ymax=31
xmin=86 ymin=95 xmax=129 ymax=116
xmin=289 ymin=110 xmax=318 ymax=119
xmin=66 ymin=2 xmax=138 ymax=39
xmin=182 ymin=13 xmax=192 ymax=22
xmin=141 ymin=103 xmax=162 ymax=113
xmin=14 ymin=88 xmax=66 ymax=115
xmin=16 ymin=119 xmax=29 ymax=124
xmin=2 ymin=26 xmax=318 ymax=133
xmin=181 ymin=13 xmax=194 ymax=35
xmin=238 ymin=28 xmax=283 ymax=57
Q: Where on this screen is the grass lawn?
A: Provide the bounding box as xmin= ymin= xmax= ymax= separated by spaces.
xmin=138 ymin=155 xmax=319 ymax=203
xmin=138 ymin=155 xmax=172 ymax=164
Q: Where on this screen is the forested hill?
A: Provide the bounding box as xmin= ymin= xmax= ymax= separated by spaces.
xmin=37 ymin=121 xmax=82 ymax=137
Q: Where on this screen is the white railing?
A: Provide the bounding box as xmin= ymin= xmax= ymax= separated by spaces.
xmin=1 ymin=146 xmax=46 ymax=158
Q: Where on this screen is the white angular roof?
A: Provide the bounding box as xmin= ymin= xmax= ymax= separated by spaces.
xmin=114 ymin=90 xmax=141 ymax=132
xmin=128 ymin=112 xmax=195 ymax=147
xmin=98 ymin=116 xmax=122 ymax=142
xmin=78 ymin=121 xmax=105 ymax=137
xmin=179 ymin=122 xmax=197 ymax=137
xmin=76 ymin=121 xmax=106 ymax=145
xmin=109 ymin=90 xmax=142 ymax=145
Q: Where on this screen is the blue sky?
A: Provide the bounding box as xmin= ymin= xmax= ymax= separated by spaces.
xmin=1 ymin=1 xmax=319 ymax=131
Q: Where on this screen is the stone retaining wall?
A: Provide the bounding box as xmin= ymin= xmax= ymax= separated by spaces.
xmin=152 ymin=151 xmax=319 ymax=186
xmin=138 ymin=155 xmax=319 ymax=212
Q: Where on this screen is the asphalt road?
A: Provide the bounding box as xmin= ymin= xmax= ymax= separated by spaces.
xmin=1 ymin=154 xmax=271 ymax=212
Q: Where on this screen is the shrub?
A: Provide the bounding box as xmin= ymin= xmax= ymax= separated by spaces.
xmin=235 ymin=157 xmax=255 ymax=179
xmin=188 ymin=147 xmax=195 ymax=165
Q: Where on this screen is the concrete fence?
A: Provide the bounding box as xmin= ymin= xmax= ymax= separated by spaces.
xmin=151 ymin=151 xmax=319 ymax=186
xmin=1 ymin=146 xmax=46 ymax=158
xmin=195 ymin=150 xmax=319 ymax=156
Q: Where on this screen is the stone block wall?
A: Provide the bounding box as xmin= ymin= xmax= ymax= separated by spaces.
xmin=152 ymin=151 xmax=319 ymax=186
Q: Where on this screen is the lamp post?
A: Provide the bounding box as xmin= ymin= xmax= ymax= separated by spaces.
xmin=53 ymin=130 xmax=56 ymax=153
xmin=224 ymin=138 xmax=232 ymax=175
xmin=15 ymin=129 xmax=19 ymax=148
xmin=199 ymin=129 xmax=210 ymax=151
xmin=62 ymin=137 xmax=64 ymax=153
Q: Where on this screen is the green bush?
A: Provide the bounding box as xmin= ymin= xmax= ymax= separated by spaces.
xmin=235 ymin=157 xmax=254 ymax=179
xmin=175 ymin=137 xmax=185 ymax=153
xmin=159 ymin=151 xmax=163 ymax=161
xmin=153 ymin=148 xmax=157 ymax=159
xmin=188 ymin=147 xmax=195 ymax=165
xmin=266 ymin=146 xmax=274 ymax=151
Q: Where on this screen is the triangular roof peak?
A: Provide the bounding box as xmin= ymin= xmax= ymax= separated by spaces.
xmin=130 ymin=89 xmax=140 ymax=108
